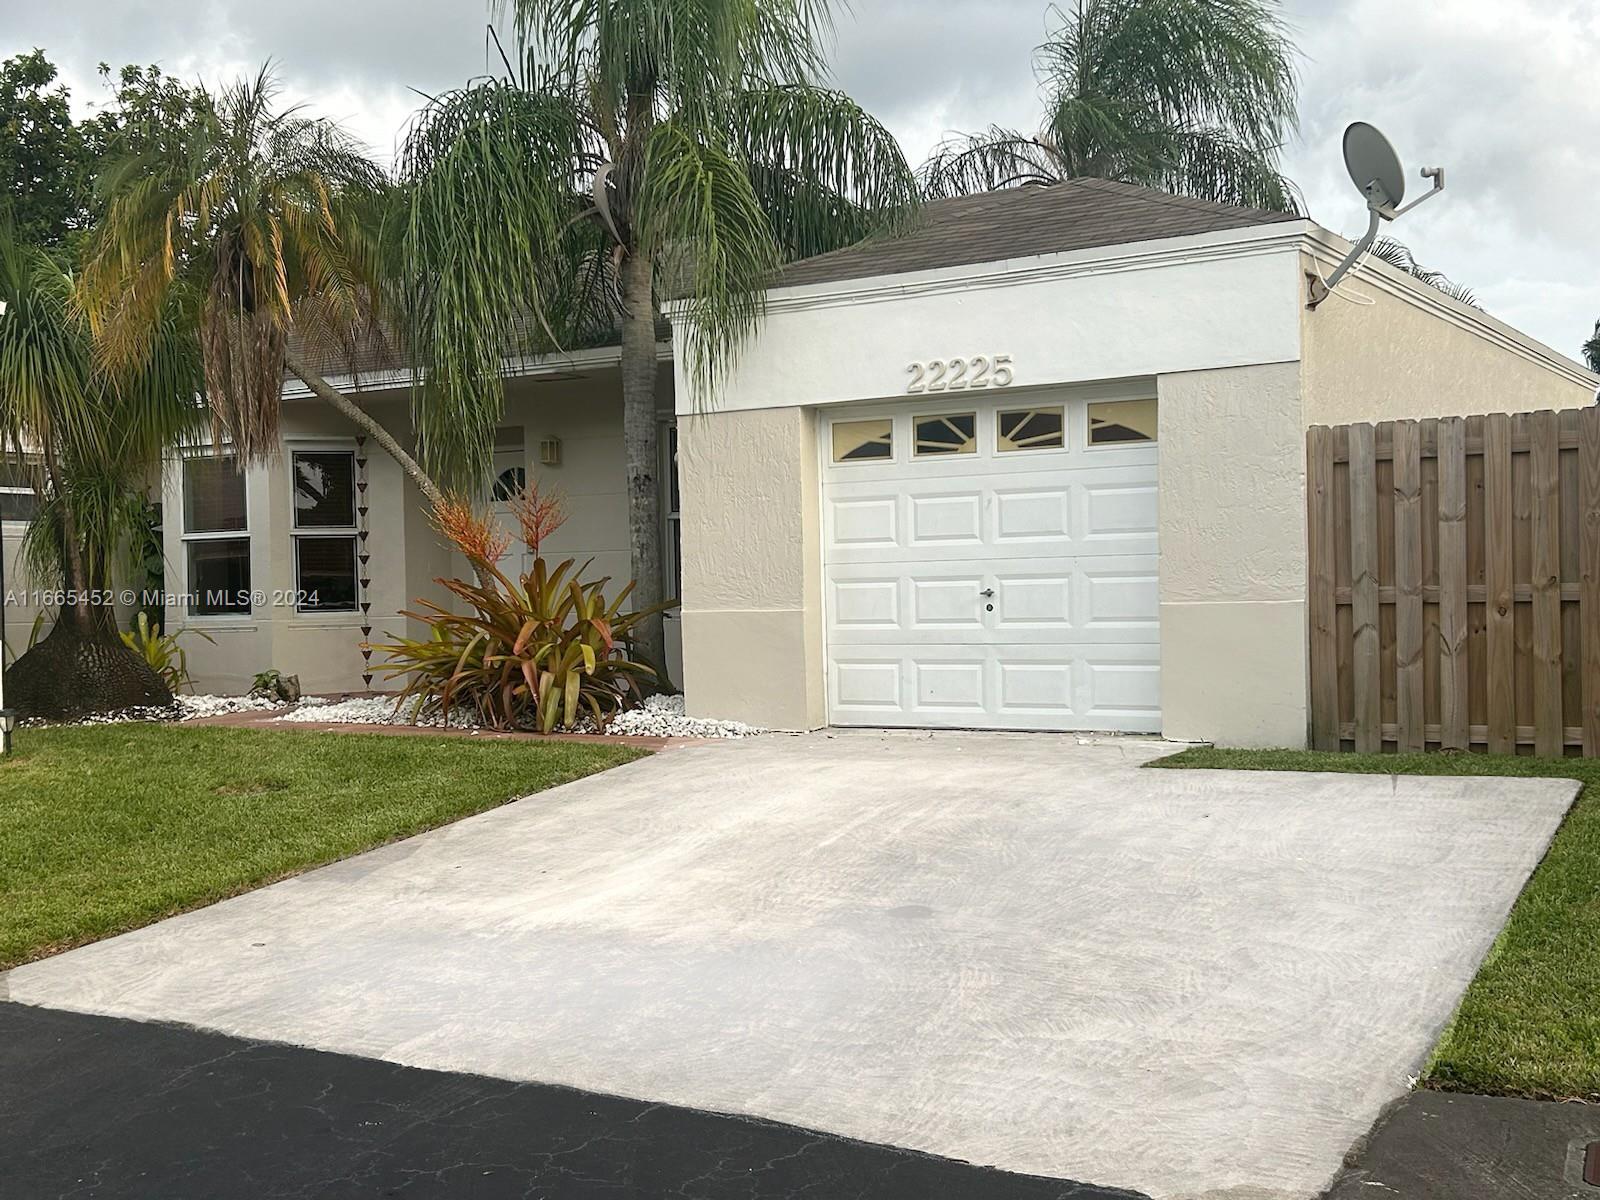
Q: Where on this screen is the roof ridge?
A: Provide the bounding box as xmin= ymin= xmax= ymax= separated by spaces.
xmin=1072 ymin=175 xmax=1283 ymax=221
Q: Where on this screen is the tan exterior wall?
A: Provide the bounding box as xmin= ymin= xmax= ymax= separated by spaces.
xmin=1299 ymin=249 xmax=1597 ymax=425
xmin=678 ymin=405 xmax=825 ymax=730
xmin=172 ymin=364 xmax=677 ymax=696
xmin=1157 ymin=361 xmax=1308 ymax=748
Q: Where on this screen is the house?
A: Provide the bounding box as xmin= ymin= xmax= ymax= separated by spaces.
xmin=162 ymin=179 xmax=1598 ymax=747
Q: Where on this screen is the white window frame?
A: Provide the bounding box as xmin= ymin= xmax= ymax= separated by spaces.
xmin=1084 ymin=396 xmax=1159 ymax=450
xmin=180 ymin=451 xmax=252 ymax=619
xmin=289 ymin=441 xmax=360 ymax=616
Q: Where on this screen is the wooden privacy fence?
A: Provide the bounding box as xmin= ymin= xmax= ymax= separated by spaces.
xmin=1307 ymin=407 xmax=1600 ymax=757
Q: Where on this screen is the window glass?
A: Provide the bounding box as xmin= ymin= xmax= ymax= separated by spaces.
xmin=183 ymin=457 xmax=246 ymax=532
xmin=491 ymin=466 xmax=526 ymax=502
xmin=997 ymin=408 xmax=1065 ymax=452
xmin=295 ymin=536 xmax=359 ymax=612
xmin=187 ymin=538 xmax=251 ymax=615
xmin=915 ymin=412 xmax=976 ymax=456
xmin=831 ymin=418 xmax=893 ymax=463
xmin=293 ymin=451 xmax=356 ymax=528
xmin=0 ymin=491 xmax=37 ymax=522
xmin=1088 ymin=398 xmax=1158 ymax=445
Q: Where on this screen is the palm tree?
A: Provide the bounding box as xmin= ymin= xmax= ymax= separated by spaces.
xmin=0 ymin=217 xmax=207 ymax=717
xmin=921 ymin=0 xmax=1299 ymax=211
xmin=1583 ymin=320 xmax=1600 ymax=374
xmin=400 ymin=0 xmax=918 ymax=671
xmin=1367 ymin=237 xmax=1480 ymax=309
xmin=81 ymin=69 xmax=453 ymax=511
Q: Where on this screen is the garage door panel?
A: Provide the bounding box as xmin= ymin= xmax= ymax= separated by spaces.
xmin=1083 ymin=483 xmax=1158 ymax=539
xmin=831 ymin=659 xmax=904 ymax=713
xmin=1082 ymin=567 xmax=1160 ymax=630
xmin=824 ymin=393 xmax=1160 ymax=732
xmin=829 ymin=495 xmax=899 ymax=547
xmin=1085 ymin=658 xmax=1162 ymax=723
xmin=992 ymin=573 xmax=1072 ymax=628
xmin=830 ymin=578 xmax=900 ymax=629
xmin=909 ymin=492 xmax=984 ymax=544
xmin=910 ymin=576 xmax=987 ymax=629
xmin=994 ymin=487 xmax=1071 ymax=543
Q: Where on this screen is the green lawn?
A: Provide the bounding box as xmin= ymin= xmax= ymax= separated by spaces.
xmin=0 ymin=724 xmax=643 ymax=970
xmin=1152 ymin=746 xmax=1600 ymax=1101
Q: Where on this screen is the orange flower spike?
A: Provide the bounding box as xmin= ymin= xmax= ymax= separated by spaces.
xmin=507 ymin=479 xmax=567 ymax=556
xmin=431 ymin=494 xmax=511 ymax=566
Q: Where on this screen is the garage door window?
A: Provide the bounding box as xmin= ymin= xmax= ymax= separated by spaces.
xmin=914 ymin=412 xmax=975 ymax=456
xmin=1088 ymin=398 xmax=1158 ymax=445
xmin=997 ymin=407 xmax=1064 ymax=452
xmin=832 ymin=418 xmax=893 ymax=463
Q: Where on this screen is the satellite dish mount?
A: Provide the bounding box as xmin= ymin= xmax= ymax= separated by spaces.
xmin=1307 ymin=122 xmax=1445 ymax=308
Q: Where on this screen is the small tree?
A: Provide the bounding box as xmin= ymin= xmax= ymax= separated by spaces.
xmin=82 ymin=69 xmax=453 ymax=511
xmin=921 ymin=0 xmax=1299 ymax=211
xmin=0 ymin=218 xmax=206 ymax=717
xmin=401 ymin=0 xmax=919 ymax=672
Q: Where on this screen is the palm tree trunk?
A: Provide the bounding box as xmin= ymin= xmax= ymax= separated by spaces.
xmin=619 ymin=249 xmax=665 ymax=676
xmin=41 ymin=444 xmax=95 ymax=635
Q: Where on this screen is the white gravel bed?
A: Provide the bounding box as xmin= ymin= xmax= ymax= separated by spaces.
xmin=575 ymin=694 xmax=763 ymax=739
xmin=274 ymin=691 xmax=763 ymax=738
xmin=21 ymin=693 xmax=287 ymax=727
xmin=276 ymin=696 xmax=473 ymax=728
xmin=175 ymin=694 xmax=286 ymax=720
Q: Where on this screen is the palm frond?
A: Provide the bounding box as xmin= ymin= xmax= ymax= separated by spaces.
xmin=919 ymin=129 xmax=1063 ymax=199
xmin=0 ymin=220 xmax=93 ymax=453
xmin=929 ymin=0 xmax=1300 ymax=209
xmin=732 ymin=84 xmax=918 ymax=259
xmin=399 ymin=76 xmax=588 ymax=489
xmin=84 ymin=65 xmax=387 ymax=462
xmin=1583 ymin=321 xmax=1600 ymax=375
xmin=1369 ymin=237 xmax=1481 ymax=309
xmin=635 ymin=121 xmax=779 ymax=398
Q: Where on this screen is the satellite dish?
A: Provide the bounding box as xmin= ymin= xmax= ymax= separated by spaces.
xmin=1343 ymin=121 xmax=1405 ymax=210
xmin=1308 ymin=121 xmax=1447 ymax=308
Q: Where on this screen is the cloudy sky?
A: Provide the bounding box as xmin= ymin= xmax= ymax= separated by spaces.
xmin=5 ymin=0 xmax=1596 ymax=362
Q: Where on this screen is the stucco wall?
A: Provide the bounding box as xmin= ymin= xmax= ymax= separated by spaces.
xmin=1300 ymin=249 xmax=1597 ymax=424
xmin=679 ymin=229 xmax=1304 ymax=416
xmin=678 ymin=405 xmax=824 ymax=730
xmin=172 ymin=364 xmax=678 ymax=696
xmin=1157 ymin=361 xmax=1308 ymax=747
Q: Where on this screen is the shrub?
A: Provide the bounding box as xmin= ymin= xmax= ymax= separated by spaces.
xmin=371 ymin=488 xmax=673 ymax=732
xmin=120 ymin=613 xmax=213 ymax=694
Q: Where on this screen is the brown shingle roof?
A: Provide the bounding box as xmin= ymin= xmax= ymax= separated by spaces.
xmin=777 ymin=178 xmax=1299 ymax=290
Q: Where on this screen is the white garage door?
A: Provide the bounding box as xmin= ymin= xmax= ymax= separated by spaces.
xmin=822 ymin=391 xmax=1160 ymax=732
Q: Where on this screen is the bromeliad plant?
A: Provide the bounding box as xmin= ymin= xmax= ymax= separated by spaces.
xmin=372 ymin=489 xmax=673 ymax=733
xmin=119 ymin=613 xmax=214 ymax=694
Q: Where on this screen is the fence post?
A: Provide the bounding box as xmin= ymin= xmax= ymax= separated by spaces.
xmin=1437 ymin=417 xmax=1469 ymax=750
xmin=1348 ymin=423 xmax=1381 ymax=753
xmin=1307 ymin=426 xmax=1339 ymax=750
xmin=1484 ymin=413 xmax=1516 ymax=754
xmin=1532 ymin=410 xmax=1564 ymax=757
xmin=1394 ymin=420 xmax=1425 ymax=751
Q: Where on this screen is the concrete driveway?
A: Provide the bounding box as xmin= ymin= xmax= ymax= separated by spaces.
xmin=2 ymin=731 xmax=1576 ymax=1199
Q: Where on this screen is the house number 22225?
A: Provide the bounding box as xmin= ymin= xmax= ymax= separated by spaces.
xmin=905 ymin=354 xmax=1014 ymax=394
